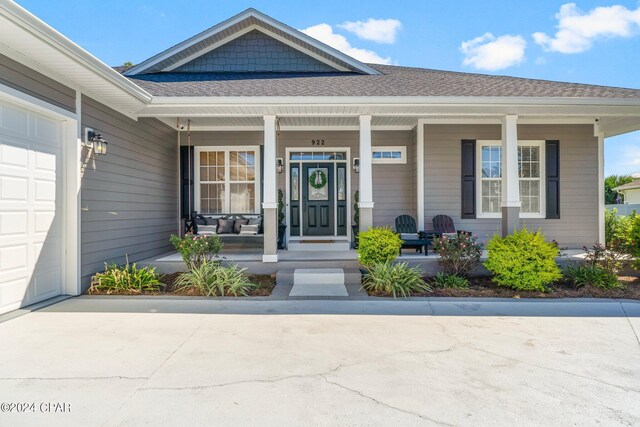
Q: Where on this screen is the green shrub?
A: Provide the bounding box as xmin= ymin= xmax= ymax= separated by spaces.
xmin=174 ymin=262 xmax=257 ymax=297
xmin=430 ymin=272 xmax=469 ymax=289
xmin=362 ymin=261 xmax=430 ymax=298
xmin=357 ymin=227 xmax=402 ymax=267
xmin=431 ymin=233 xmax=483 ymax=276
xmin=90 ymin=258 xmax=162 ymax=294
xmin=628 ymin=214 xmax=640 ymax=270
xmin=170 ymin=233 xmax=223 ymax=271
xmin=564 ymin=265 xmax=619 ymax=289
xmin=484 ymin=228 xmax=562 ymax=292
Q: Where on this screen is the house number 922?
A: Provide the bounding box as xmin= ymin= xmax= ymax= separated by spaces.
xmin=311 ymin=139 xmax=325 ymax=146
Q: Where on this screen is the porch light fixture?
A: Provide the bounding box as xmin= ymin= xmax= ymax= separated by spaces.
xmin=84 ymin=128 xmax=109 ymax=155
xmin=353 ymin=157 xmax=360 ymax=173
xmin=276 ymin=158 xmax=284 ymax=173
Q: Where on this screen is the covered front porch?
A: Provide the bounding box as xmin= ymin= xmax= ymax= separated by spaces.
xmin=133 ymin=98 xmax=639 ymax=262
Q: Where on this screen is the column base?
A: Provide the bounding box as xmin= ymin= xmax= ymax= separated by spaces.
xmin=501 ymin=206 xmax=520 ymax=236
xmin=263 ymin=207 xmax=278 ymax=260
xmin=262 ymin=254 xmax=278 ymax=263
xmin=359 ymin=207 xmax=373 ymax=232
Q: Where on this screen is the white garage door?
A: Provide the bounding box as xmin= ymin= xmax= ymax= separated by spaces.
xmin=0 ymin=99 xmax=63 ymax=314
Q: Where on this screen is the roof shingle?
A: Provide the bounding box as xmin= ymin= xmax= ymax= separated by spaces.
xmin=122 ymin=64 xmax=640 ymax=98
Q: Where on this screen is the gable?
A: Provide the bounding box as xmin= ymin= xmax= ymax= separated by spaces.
xmin=124 ymin=8 xmax=380 ymax=76
xmin=174 ymin=30 xmax=337 ymax=73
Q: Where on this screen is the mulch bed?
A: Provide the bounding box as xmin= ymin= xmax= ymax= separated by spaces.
xmin=86 ymin=273 xmax=276 ymax=297
xmin=366 ymin=276 xmax=640 ymax=299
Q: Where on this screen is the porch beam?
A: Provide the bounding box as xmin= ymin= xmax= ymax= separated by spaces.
xmin=501 ymin=114 xmax=520 ymax=236
xmin=359 ymin=115 xmax=374 ymax=231
xmin=262 ymin=114 xmax=278 ymax=262
xmin=416 ymin=120 xmax=425 ymax=231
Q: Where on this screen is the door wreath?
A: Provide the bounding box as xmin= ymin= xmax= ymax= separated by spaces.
xmin=309 ymin=169 xmax=328 ymax=189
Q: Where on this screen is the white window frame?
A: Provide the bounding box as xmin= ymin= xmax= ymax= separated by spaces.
xmin=476 ymin=140 xmax=546 ymax=219
xmin=194 ymin=145 xmax=261 ymax=214
xmin=371 ymin=146 xmax=406 ymax=164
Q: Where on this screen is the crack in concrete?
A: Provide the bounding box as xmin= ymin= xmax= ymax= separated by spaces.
xmin=620 ymin=303 xmax=640 ymax=348
xmin=430 ymin=316 xmax=640 ymax=394
xmin=320 ymin=375 xmax=454 ymax=426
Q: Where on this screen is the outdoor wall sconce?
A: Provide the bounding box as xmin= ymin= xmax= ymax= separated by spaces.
xmin=353 ymin=157 xmax=360 ymax=173
xmin=84 ymin=128 xmax=109 ymax=155
xmin=276 ymin=158 xmax=284 ymax=173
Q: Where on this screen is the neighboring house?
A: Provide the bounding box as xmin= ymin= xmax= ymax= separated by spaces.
xmin=614 ymin=180 xmax=640 ymax=204
xmin=1 ymin=3 xmax=640 ymax=313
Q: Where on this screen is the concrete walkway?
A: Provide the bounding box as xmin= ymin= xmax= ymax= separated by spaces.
xmin=0 ymin=297 xmax=639 ymax=426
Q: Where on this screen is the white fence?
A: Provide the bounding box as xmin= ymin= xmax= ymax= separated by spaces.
xmin=606 ymin=204 xmax=640 ymax=216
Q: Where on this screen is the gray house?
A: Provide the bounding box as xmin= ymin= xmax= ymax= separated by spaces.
xmin=1 ymin=3 xmax=640 ymax=313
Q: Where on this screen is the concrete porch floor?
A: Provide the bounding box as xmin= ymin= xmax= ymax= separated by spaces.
xmin=138 ymin=249 xmax=591 ymax=275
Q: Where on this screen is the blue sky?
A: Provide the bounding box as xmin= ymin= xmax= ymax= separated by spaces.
xmin=16 ymin=0 xmax=640 ymax=176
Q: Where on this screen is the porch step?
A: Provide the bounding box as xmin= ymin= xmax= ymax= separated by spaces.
xmin=287 ymin=240 xmax=351 ymax=252
xmin=276 ymin=268 xmax=362 ymax=297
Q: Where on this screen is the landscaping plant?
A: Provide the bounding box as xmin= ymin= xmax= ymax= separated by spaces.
xmin=170 ymin=233 xmax=223 ymax=271
xmin=90 ymin=257 xmax=162 ymax=294
xmin=430 ymin=272 xmax=470 ymax=289
xmin=362 ymin=261 xmax=430 ymax=298
xmin=484 ymin=227 xmax=562 ymax=292
xmin=357 ymin=226 xmax=402 ymax=267
xmin=564 ymin=243 xmax=623 ymax=289
xmin=431 ymin=232 xmax=483 ymax=277
xmin=174 ymin=261 xmax=257 ymax=297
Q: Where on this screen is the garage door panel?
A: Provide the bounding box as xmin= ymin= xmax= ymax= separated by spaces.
xmin=0 ymin=244 xmax=28 ymax=271
xmin=0 ymin=99 xmax=63 ymax=314
xmin=0 ymin=278 xmax=29 ymax=310
xmin=0 ymin=142 xmax=28 ymax=167
xmin=0 ymin=212 xmax=27 ymax=235
xmin=1 ymin=176 xmax=28 ymax=200
xmin=0 ymin=105 xmax=28 ymax=136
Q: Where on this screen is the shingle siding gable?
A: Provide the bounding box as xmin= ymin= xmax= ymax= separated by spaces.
xmin=174 ymin=30 xmax=336 ymax=73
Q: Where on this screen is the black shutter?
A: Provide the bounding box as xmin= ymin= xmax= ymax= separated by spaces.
xmin=180 ymin=146 xmax=194 ymax=218
xmin=545 ymin=140 xmax=560 ymax=219
xmin=461 ymin=140 xmax=476 ymax=219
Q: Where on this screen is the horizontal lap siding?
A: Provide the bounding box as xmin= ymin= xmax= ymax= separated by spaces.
xmin=518 ymin=124 xmax=598 ymax=247
xmin=0 ymin=53 xmax=75 ymax=112
xmin=80 ymin=96 xmax=178 ymax=289
xmin=423 ymin=123 xmax=598 ymax=248
xmin=372 ymin=131 xmax=415 ymax=227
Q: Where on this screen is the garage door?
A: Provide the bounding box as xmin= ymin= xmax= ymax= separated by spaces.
xmin=0 ymin=98 xmax=63 ymax=314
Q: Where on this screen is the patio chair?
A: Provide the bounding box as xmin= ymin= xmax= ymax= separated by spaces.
xmin=432 ymin=215 xmax=471 ymax=237
xmin=394 ymin=214 xmax=431 ymax=256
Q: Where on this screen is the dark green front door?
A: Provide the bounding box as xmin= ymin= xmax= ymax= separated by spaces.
xmin=303 ymin=163 xmax=334 ymax=236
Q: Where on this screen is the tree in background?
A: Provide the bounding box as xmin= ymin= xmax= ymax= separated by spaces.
xmin=604 ymin=175 xmax=633 ymax=204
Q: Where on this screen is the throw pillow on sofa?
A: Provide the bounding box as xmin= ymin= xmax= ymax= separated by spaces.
xmin=217 ymin=218 xmax=234 ymax=234
xmin=234 ymin=218 xmax=249 ymax=234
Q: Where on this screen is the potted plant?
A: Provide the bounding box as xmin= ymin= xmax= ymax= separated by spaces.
xmin=352 ymin=190 xmax=360 ymax=249
xmin=277 ymin=189 xmax=287 ymax=249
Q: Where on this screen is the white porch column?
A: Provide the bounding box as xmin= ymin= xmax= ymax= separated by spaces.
xmin=501 ymin=114 xmax=520 ymax=236
xmin=262 ymin=115 xmax=278 ymax=262
xmin=597 ymin=127 xmax=605 ymax=245
xmin=416 ymin=120 xmax=425 ymax=231
xmin=359 ymin=115 xmax=374 ymax=231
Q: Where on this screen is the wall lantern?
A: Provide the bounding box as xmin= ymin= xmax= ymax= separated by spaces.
xmin=276 ymin=158 xmax=284 ymax=173
xmin=352 ymin=157 xmax=360 ymax=173
xmin=84 ymin=128 xmax=109 ymax=155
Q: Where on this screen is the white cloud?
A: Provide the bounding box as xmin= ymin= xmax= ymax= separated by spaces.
xmin=300 ymin=23 xmax=392 ymax=64
xmin=338 ymin=18 xmax=402 ymax=44
xmin=460 ymin=33 xmax=527 ymax=71
xmin=533 ymin=3 xmax=640 ymax=53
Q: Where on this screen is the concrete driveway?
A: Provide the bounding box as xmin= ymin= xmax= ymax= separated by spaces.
xmin=0 ymin=297 xmax=639 ymax=427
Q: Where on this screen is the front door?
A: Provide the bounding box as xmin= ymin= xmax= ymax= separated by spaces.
xmin=302 ymin=163 xmax=334 ymax=236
